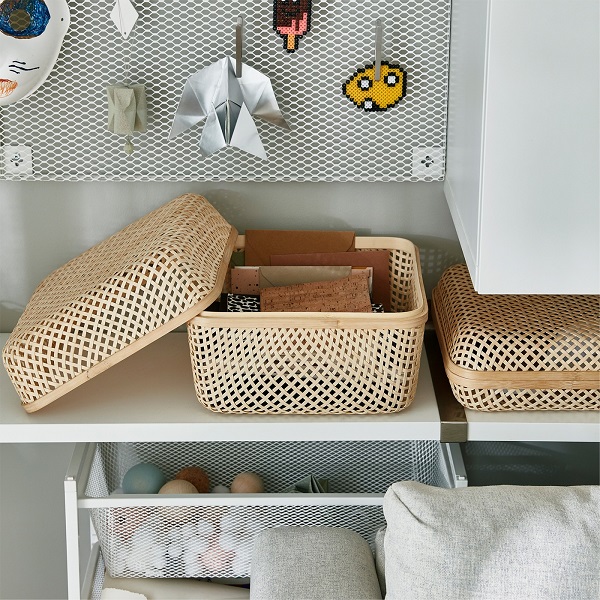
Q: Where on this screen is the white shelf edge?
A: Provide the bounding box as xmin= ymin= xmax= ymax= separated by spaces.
xmin=2 ymin=332 xmax=598 ymax=443
xmin=466 ymin=413 xmax=600 ymax=443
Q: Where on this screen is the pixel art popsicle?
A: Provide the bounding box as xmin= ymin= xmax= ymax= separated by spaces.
xmin=273 ymin=0 xmax=312 ymax=52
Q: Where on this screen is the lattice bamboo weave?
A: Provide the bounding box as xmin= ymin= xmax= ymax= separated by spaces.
xmin=188 ymin=237 xmax=427 ymax=414
xmin=432 ymin=264 xmax=600 ymax=410
xmin=3 ymin=194 xmax=235 ymax=412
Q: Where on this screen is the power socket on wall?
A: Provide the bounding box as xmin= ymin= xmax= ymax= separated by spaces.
xmin=411 ymin=147 xmax=444 ymax=179
xmin=3 ymin=145 xmax=33 ymax=175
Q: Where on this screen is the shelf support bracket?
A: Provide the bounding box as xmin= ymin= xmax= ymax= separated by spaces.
xmin=424 ymin=327 xmax=468 ymax=443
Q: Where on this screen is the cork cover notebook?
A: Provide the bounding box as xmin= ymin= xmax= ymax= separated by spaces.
xmin=260 ymin=272 xmax=372 ymax=312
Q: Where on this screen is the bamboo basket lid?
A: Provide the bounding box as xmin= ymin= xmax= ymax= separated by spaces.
xmin=432 ymin=264 xmax=600 ymax=392
xmin=2 ymin=194 xmax=237 ymax=412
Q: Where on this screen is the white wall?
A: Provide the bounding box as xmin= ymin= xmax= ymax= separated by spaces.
xmin=0 ymin=180 xmax=460 ymax=332
xmin=0 ymin=443 xmax=76 ymax=600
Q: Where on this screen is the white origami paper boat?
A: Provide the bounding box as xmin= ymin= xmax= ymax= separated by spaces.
xmin=169 ymin=56 xmax=290 ymax=160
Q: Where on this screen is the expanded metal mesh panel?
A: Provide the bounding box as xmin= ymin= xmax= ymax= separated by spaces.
xmin=90 ymin=550 xmax=106 ymax=600
xmin=0 ymin=0 xmax=450 ymax=181
xmin=86 ymin=440 xmax=453 ymax=578
xmin=92 ymin=503 xmax=388 ymax=579
xmin=85 ymin=440 xmax=448 ymax=497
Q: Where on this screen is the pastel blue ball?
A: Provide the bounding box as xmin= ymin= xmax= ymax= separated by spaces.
xmin=122 ymin=463 xmax=167 ymax=494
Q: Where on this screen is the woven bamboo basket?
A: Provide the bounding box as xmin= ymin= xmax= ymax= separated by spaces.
xmin=2 ymin=194 xmax=237 ymax=412
xmin=188 ymin=237 xmax=428 ymax=414
xmin=432 ymin=264 xmax=600 ymax=411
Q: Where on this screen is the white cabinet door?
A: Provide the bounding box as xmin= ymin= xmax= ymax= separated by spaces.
xmin=444 ymin=0 xmax=599 ymax=293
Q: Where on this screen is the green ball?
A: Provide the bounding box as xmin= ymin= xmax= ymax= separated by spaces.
xmin=122 ymin=462 xmax=167 ymax=494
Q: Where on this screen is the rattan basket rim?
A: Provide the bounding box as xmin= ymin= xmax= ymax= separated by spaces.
xmin=189 ymin=235 xmax=427 ymax=328
xmin=231 ymin=234 xmax=420 ymax=252
xmin=432 ymin=289 xmax=600 ymax=391
xmin=190 ymin=310 xmax=428 ymax=329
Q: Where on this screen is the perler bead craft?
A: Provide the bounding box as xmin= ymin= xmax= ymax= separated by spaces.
xmin=273 ymin=0 xmax=312 ymax=52
xmin=342 ymin=62 xmax=407 ymax=112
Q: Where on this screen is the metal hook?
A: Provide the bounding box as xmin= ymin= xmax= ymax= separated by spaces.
xmin=374 ymin=19 xmax=383 ymax=81
xmin=236 ymin=16 xmax=243 ymax=78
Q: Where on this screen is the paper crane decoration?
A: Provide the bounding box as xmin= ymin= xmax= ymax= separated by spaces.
xmin=169 ymin=56 xmax=290 ymax=160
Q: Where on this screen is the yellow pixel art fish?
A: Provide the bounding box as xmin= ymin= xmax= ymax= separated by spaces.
xmin=343 ymin=61 xmax=406 ymax=112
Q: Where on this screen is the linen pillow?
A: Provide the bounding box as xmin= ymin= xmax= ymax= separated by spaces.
xmin=383 ymin=481 xmax=600 ymax=600
xmin=250 ymin=526 xmax=382 ymax=599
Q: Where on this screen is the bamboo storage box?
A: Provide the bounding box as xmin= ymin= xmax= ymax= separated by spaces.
xmin=81 ymin=440 xmax=460 ymax=579
xmin=188 ymin=235 xmax=428 ymax=414
xmin=2 ymin=193 xmax=426 ymax=414
xmin=432 ymin=264 xmax=600 ymax=411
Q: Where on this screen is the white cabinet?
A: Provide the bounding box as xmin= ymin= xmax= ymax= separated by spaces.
xmin=444 ymin=0 xmax=599 ymax=294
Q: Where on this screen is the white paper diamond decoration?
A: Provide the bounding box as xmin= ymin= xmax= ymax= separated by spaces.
xmin=110 ymin=0 xmax=139 ymax=39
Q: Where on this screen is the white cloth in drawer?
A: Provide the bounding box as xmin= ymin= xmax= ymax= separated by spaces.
xmin=102 ymin=574 xmax=250 ymax=599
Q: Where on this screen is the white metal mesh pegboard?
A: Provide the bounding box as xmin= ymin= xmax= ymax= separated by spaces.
xmin=0 ymin=0 xmax=450 ymax=181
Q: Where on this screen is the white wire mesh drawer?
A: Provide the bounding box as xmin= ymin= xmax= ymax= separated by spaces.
xmin=79 ymin=440 xmax=463 ymax=579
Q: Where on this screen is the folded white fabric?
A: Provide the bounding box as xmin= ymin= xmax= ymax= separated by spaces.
xmin=383 ymin=482 xmax=600 ymax=600
xmin=102 ymin=574 xmax=250 ymax=599
xmin=101 ymin=589 xmax=146 ymax=600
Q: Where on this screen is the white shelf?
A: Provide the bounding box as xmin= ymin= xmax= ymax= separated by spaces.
xmin=0 ymin=332 xmax=442 ymax=442
xmin=2 ymin=332 xmax=598 ymax=443
xmin=465 ymin=410 xmax=600 ymax=443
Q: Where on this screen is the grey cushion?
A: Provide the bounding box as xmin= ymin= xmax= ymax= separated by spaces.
xmin=373 ymin=526 xmax=387 ymax=596
xmin=250 ymin=526 xmax=382 ymax=599
xmin=383 ymin=481 xmax=600 ymax=600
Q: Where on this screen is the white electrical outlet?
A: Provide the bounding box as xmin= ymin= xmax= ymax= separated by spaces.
xmin=4 ymin=145 xmax=33 ymax=175
xmin=411 ymin=147 xmax=444 ymax=179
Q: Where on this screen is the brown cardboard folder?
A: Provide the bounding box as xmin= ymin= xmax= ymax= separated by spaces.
xmin=244 ymin=230 xmax=356 ymax=266
xmin=259 ymin=266 xmax=353 ymax=288
xmin=271 ymin=250 xmax=390 ymax=310
xmin=231 ymin=266 xmax=369 ymax=295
